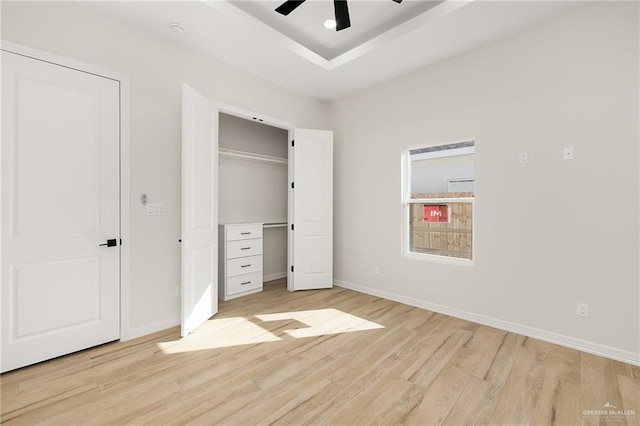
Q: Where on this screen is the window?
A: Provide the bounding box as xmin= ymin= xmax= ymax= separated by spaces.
xmin=402 ymin=141 xmax=475 ymax=263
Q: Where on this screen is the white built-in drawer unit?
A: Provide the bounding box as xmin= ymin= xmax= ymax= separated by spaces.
xmin=226 ymin=239 xmax=262 ymax=259
xmin=218 ymin=223 xmax=263 ymax=301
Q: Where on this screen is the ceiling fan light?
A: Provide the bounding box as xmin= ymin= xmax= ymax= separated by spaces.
xmin=276 ymin=0 xmax=399 ymax=31
xmin=324 ymin=19 xmax=336 ymax=29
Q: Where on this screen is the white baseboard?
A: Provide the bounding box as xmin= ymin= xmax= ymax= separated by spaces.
xmin=334 ymin=279 xmax=640 ymax=366
xmin=264 ymin=272 xmax=287 ymax=282
xmin=121 ymin=317 xmax=180 ymax=342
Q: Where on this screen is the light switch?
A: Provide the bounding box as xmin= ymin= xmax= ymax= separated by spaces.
xmin=563 ymin=147 xmax=574 ymax=160
xmin=147 ymin=204 xmax=166 ymax=216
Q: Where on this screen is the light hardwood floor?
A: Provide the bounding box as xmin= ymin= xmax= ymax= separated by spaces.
xmin=2 ymin=279 xmax=639 ymax=425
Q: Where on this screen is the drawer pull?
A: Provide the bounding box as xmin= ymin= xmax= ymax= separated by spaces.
xmin=240 ymin=247 xmax=251 ymax=250
xmin=241 ymin=264 xmax=251 ymax=268
xmin=241 ymin=232 xmax=251 ymax=235
xmin=240 ymin=281 xmax=251 ymax=285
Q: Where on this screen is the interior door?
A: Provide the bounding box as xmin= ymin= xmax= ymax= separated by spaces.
xmin=181 ymin=84 xmax=218 ymax=337
xmin=290 ymin=129 xmax=333 ymax=291
xmin=1 ymin=50 xmax=120 ymax=372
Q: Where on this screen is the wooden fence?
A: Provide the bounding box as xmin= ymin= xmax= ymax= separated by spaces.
xmin=410 ymin=192 xmax=473 ymax=259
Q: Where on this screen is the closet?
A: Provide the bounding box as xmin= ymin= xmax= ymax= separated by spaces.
xmin=217 ymin=113 xmax=288 ymax=299
xmin=180 ymin=84 xmax=333 ymax=336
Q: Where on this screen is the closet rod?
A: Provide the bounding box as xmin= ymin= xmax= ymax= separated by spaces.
xmin=218 ymin=148 xmax=287 ymax=164
xmin=263 ymin=222 xmax=287 ymax=228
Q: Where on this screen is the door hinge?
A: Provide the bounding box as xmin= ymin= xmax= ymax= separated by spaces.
xmin=291 ymin=140 xmax=295 ymax=147
xmin=291 ymin=182 xmax=294 ymax=189
xmin=291 ymin=224 xmax=294 ymax=231
xmin=291 ymin=265 xmax=294 ymax=272
xmin=120 ymin=239 xmax=123 ymax=246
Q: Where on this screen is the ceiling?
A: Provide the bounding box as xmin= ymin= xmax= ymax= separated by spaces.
xmin=83 ymin=0 xmax=582 ymax=101
xmin=227 ymin=0 xmax=446 ymax=61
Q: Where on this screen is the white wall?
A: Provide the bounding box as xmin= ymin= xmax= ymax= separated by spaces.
xmin=219 ymin=113 xmax=289 ymax=158
xmin=218 ymin=158 xmax=287 ymax=223
xmin=329 ymin=2 xmax=639 ymax=362
xmin=218 ymin=114 xmax=288 ymax=280
xmin=0 ymin=1 xmax=329 ymax=337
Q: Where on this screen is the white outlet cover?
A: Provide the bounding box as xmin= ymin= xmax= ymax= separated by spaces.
xmin=518 ymin=152 xmax=529 ymax=164
xmin=563 ymin=147 xmax=575 ymax=160
xmin=577 ymin=302 xmax=588 ymax=318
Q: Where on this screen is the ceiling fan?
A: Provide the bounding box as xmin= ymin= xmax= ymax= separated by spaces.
xmin=275 ymin=0 xmax=403 ymax=32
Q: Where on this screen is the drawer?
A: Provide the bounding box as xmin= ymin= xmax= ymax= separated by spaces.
xmin=226 ymin=225 xmax=262 ymax=242
xmin=226 ymin=239 xmax=262 ymax=259
xmin=226 ymin=255 xmax=262 ymax=277
xmin=227 ymin=272 xmax=262 ymax=296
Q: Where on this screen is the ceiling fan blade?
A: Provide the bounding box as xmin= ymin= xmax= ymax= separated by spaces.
xmin=334 ymin=0 xmax=351 ymax=31
xmin=275 ymin=0 xmax=306 ymax=16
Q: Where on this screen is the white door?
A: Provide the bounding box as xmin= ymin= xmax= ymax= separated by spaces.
xmin=1 ymin=51 xmax=120 ymax=372
xmin=290 ymin=129 xmax=333 ymax=291
xmin=181 ymin=85 xmax=218 ymax=337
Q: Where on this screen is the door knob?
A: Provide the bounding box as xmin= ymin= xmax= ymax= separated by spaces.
xmin=99 ymin=239 xmax=118 ymax=247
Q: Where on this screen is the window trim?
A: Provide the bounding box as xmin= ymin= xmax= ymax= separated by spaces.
xmin=401 ymin=142 xmax=476 ymax=266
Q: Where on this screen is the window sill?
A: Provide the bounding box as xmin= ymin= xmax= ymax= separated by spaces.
xmin=402 ymin=251 xmax=474 ymax=267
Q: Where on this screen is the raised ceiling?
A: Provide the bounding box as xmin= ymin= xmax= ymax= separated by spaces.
xmin=82 ymin=1 xmax=582 ymax=100
xmin=227 ymin=0 xmax=446 ymax=61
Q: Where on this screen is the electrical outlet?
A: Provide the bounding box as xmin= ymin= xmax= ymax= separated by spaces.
xmin=175 ymin=287 xmax=181 ymax=298
xmin=577 ymin=302 xmax=588 ymax=318
xmin=518 ymin=152 xmax=529 ymax=165
xmin=563 ymin=147 xmax=575 ymax=160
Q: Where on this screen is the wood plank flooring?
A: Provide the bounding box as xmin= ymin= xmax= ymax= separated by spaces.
xmin=2 ymin=279 xmax=639 ymax=425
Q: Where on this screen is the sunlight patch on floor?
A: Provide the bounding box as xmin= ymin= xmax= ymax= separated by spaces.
xmin=157 ymin=308 xmax=384 ymax=354
xmin=157 ymin=317 xmax=281 ymax=354
xmin=255 ymin=308 xmax=385 ymax=338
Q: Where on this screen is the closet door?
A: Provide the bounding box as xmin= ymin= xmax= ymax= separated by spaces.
xmin=181 ymin=85 xmax=218 ymax=336
xmin=290 ymin=129 xmax=333 ymax=291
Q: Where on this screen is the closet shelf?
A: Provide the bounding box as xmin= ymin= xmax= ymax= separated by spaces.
xmin=219 ymin=148 xmax=287 ymax=164
xmin=263 ymin=222 xmax=287 ymax=228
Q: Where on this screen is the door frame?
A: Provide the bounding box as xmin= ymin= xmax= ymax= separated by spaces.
xmin=0 ymin=40 xmax=133 ymax=340
xmin=213 ymin=101 xmax=296 ymax=290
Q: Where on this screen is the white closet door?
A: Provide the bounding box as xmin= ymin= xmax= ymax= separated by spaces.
xmin=181 ymin=85 xmax=218 ymax=337
xmin=290 ymin=129 xmax=333 ymax=291
xmin=1 ymin=51 xmax=120 ymax=372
